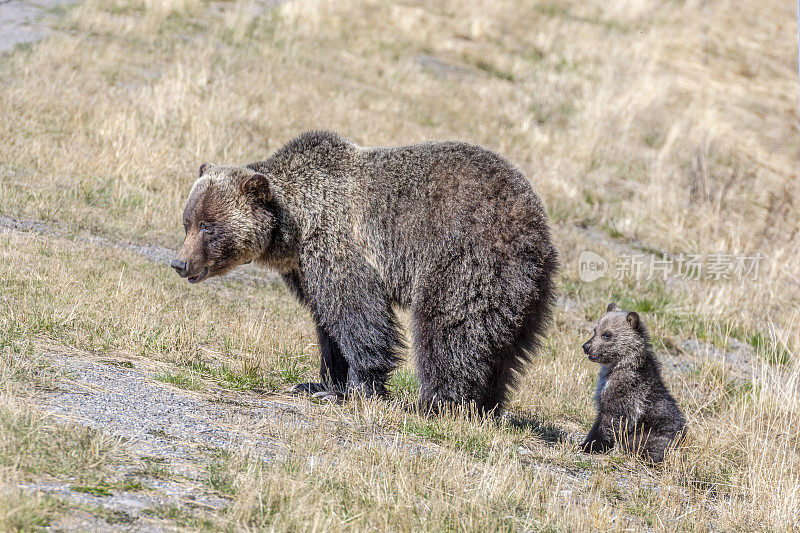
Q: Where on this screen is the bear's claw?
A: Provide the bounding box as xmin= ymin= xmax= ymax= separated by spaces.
xmin=287 ymin=382 xmax=327 ymax=395
xmin=311 ymin=390 xmax=345 ymax=404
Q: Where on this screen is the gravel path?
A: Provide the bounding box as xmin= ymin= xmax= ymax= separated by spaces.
xmin=42 ymin=354 xmax=295 ymax=463
xmin=19 ymin=352 xmax=310 ymax=531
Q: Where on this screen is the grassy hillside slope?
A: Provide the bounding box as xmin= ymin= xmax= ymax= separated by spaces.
xmin=1 ymin=0 xmax=798 ymax=529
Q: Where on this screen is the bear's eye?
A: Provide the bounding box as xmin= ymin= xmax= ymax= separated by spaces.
xmin=199 ymin=222 xmax=215 ymax=235
xmin=601 ymin=332 xmax=612 ymax=340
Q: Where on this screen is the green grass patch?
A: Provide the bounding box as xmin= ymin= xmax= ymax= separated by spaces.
xmin=601 ymin=221 xmax=624 ymax=239
xmin=388 ymin=367 xmax=419 ymax=402
xmin=749 ymin=332 xmax=792 ymax=366
xmin=275 ymin=350 xmax=312 ymax=385
xmin=0 ymin=492 xmax=65 ymax=532
xmin=208 ymin=456 xmax=237 ymax=495
xmin=473 ymin=59 xmax=515 ymax=81
xmin=402 ymin=418 xmax=494 ymax=458
xmin=154 ymin=370 xmax=205 ymax=391
xmin=132 ymin=457 xmax=172 ymax=480
xmin=81 ymin=505 xmax=135 ymax=525
xmin=118 ymin=478 xmax=146 ymax=492
xmin=144 ymin=504 xmax=217 ymax=530
xmin=175 ymin=357 xmax=281 ymax=391
xmin=71 ymin=484 xmax=113 ymax=497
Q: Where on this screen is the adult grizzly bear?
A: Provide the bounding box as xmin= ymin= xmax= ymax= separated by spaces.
xmin=171 ymin=131 xmax=558 ymax=413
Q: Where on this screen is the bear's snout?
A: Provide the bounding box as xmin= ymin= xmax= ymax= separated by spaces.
xmin=582 ymin=340 xmax=592 ymax=355
xmin=170 ymin=259 xmax=189 ymax=277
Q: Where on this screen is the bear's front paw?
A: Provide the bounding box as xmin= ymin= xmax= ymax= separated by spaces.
xmin=311 ymin=390 xmax=345 ymax=404
xmin=287 ymin=382 xmax=328 ymax=395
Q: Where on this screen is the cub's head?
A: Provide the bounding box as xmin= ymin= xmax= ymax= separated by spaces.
xmin=171 ymin=163 xmax=276 ymax=283
xmin=582 ymin=303 xmax=647 ymax=364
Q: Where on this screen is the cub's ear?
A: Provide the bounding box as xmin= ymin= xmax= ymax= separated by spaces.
xmin=199 ymin=162 xmax=216 ymax=177
xmin=626 ymin=311 xmax=640 ymax=330
xmin=240 ymin=172 xmax=271 ymax=205
xmin=607 ymin=302 xmax=618 ymax=313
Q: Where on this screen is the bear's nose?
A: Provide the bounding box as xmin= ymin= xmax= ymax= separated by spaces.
xmin=170 ymin=259 xmax=188 ymax=277
xmin=582 ymin=341 xmax=591 ymax=354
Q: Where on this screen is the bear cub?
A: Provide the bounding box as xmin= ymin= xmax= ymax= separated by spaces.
xmin=581 ymin=303 xmax=685 ymax=463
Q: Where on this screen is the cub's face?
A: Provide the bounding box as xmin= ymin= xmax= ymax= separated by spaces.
xmin=582 ymin=303 xmax=643 ymax=364
xmin=171 ymin=163 xmax=275 ymax=283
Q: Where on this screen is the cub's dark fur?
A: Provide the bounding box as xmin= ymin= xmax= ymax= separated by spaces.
xmin=172 ymin=131 xmax=558 ymax=413
xmin=581 ymin=303 xmax=686 ymax=462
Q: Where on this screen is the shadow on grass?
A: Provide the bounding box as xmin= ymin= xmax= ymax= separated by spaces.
xmin=288 ymin=390 xmax=573 ymax=447
xmin=502 ymin=411 xmax=571 ymax=445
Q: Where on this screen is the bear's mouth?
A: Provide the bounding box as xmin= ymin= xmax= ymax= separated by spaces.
xmin=587 ymin=353 xmax=600 ymax=362
xmin=188 ymin=267 xmax=210 ymax=283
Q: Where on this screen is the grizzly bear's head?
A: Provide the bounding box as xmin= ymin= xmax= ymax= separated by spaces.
xmin=581 ymin=303 xmax=647 ymax=365
xmin=171 ymin=163 xmax=276 ymax=283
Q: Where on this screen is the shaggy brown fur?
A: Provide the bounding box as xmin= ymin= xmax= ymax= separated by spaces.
xmin=172 ymin=131 xmax=558 ymax=413
xmin=581 ymin=303 xmax=686 ymax=462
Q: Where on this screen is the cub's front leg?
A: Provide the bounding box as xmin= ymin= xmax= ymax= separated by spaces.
xmin=581 ymin=413 xmax=615 ymax=454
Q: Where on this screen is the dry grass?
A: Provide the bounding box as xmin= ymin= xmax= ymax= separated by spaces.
xmin=0 ymin=0 xmax=798 ymax=529
xmin=0 ymin=350 xmax=124 ymax=530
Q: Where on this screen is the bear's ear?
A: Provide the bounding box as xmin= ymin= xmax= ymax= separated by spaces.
xmin=240 ymin=173 xmax=271 ymax=205
xmin=607 ymin=302 xmax=618 ymax=313
xmin=626 ymin=311 xmax=640 ymax=330
xmin=199 ymin=162 xmax=215 ymax=177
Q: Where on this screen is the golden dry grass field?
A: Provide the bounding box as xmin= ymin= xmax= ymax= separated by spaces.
xmin=0 ymin=0 xmax=798 ymax=530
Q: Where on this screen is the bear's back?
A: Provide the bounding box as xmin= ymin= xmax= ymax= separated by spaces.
xmin=251 ymin=132 xmax=555 ymax=304
xmin=358 ymin=139 xmax=548 ymax=245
